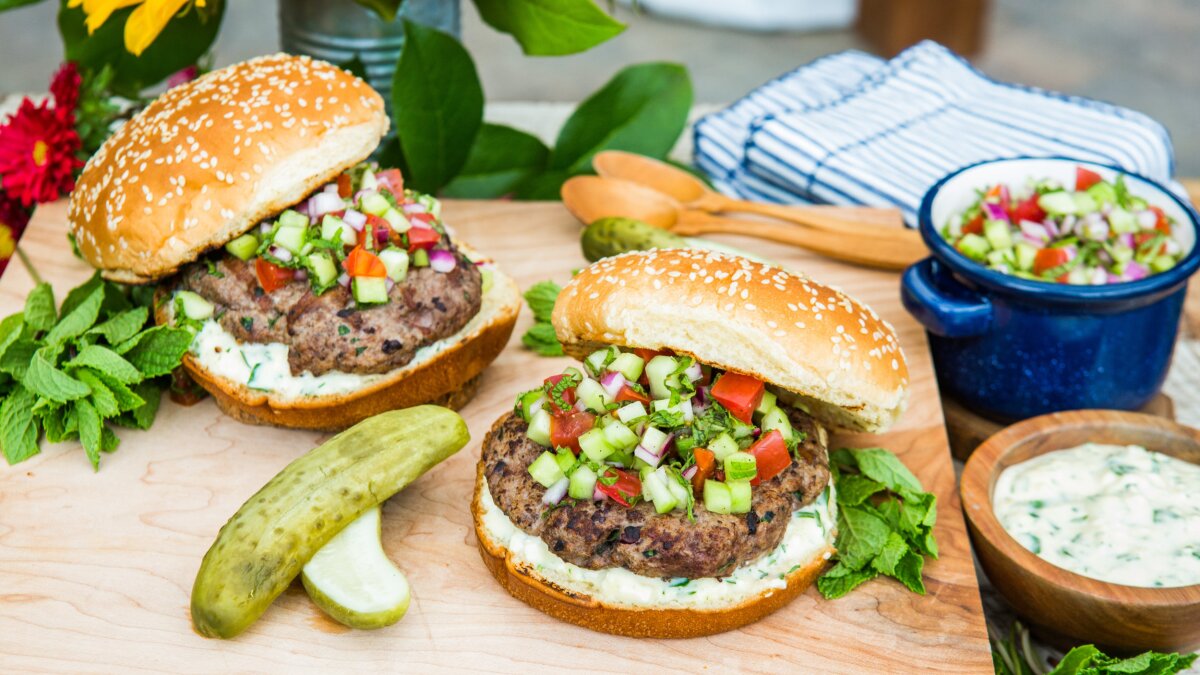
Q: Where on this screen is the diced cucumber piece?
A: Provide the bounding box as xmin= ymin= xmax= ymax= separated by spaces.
xmin=481 ymin=268 xmax=493 ymax=293
xmin=956 ymin=233 xmax=991 ymax=262
xmin=983 ymin=218 xmax=1013 ymax=250
xmin=527 ymin=410 xmax=552 ymax=446
xmin=554 ymin=447 xmax=577 ymax=475
xmin=575 ymin=377 xmax=611 ymax=412
xmin=643 ymin=470 xmax=677 ymax=514
xmin=300 ymin=242 xmax=315 ymax=256
xmin=1130 ymin=196 xmax=1148 ymax=211
xmin=724 ymin=451 xmax=757 ymax=481
xmin=278 ymin=209 xmax=309 ymax=230
xmin=1014 ymin=242 xmax=1038 ymax=271
xmin=645 ymin=355 xmax=678 ymax=400
xmin=360 ymin=191 xmax=391 ymax=216
xmin=1108 ymin=207 xmax=1137 ymax=234
xmin=321 ymin=214 xmax=357 ymax=246
xmin=378 ymin=247 xmax=409 ymax=283
xmin=518 ymin=390 xmax=544 ymax=421
xmin=663 ymin=470 xmax=690 ymax=510
xmin=225 ymin=233 xmax=259 ymax=261
xmin=1087 ymin=181 xmax=1117 ymax=206
xmin=709 ymin=433 xmax=740 ymax=461
xmin=754 ymin=390 xmax=777 ymax=419
xmin=652 ymin=397 xmax=693 ymax=423
xmin=760 ymin=407 xmax=794 ymax=442
xmin=307 ymin=252 xmax=338 ymax=289
xmin=703 ymin=480 xmax=732 ymax=515
xmin=176 ymin=290 xmax=214 ymax=321
xmin=1066 ymin=266 xmax=1090 ymax=285
xmin=727 ymin=480 xmax=752 ymax=514
xmin=985 ymin=249 xmax=1010 ymax=270
xmin=273 ymin=224 xmax=307 ymax=255
xmin=1110 ymin=244 xmax=1134 ymax=264
xmin=579 ymin=428 xmax=615 ymax=463
xmin=412 ymin=249 xmax=429 ymax=267
xmin=382 ymin=208 xmax=411 ymax=233
xmin=1151 ymin=255 xmax=1177 ymax=273
xmin=360 ymin=169 xmax=378 ymax=191
xmin=616 ymin=402 xmax=648 ymax=425
xmin=1072 ymin=191 xmax=1097 ymax=214
xmin=351 ymin=277 xmax=388 ymax=305
xmin=568 ymin=464 xmax=598 ymax=500
xmin=607 ymin=352 xmax=645 ymax=382
xmin=640 ymin=426 xmax=669 ymax=455
xmin=1038 ymin=191 xmax=1078 ymax=215
xmin=602 ymin=421 xmax=639 ymax=451
xmin=528 ymin=451 xmax=566 ymax=488
xmin=417 ymin=194 xmax=440 ymax=217
xmin=584 ymin=347 xmax=615 ymax=377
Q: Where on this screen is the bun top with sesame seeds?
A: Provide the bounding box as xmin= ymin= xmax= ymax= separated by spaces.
xmin=551 ymin=248 xmax=909 ymax=432
xmin=68 ymin=54 xmax=388 ymax=284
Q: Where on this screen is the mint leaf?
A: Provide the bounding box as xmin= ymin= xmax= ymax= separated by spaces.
xmin=473 ymin=0 xmax=625 ymax=56
xmin=100 ymin=426 xmax=120 ymax=453
xmin=87 ymin=306 xmax=148 ymax=346
xmin=835 ymin=505 xmax=890 ymax=571
xmin=0 ymin=312 xmax=25 ymax=358
xmin=524 ymin=281 xmax=561 ymax=323
xmin=816 ymin=563 xmax=878 ymax=599
xmin=24 ymin=283 xmax=56 ymax=331
xmin=86 ymin=368 xmax=145 ymax=413
xmin=76 ymin=399 xmax=102 ymax=470
xmin=442 ymin=124 xmax=551 ymax=199
xmin=550 ymin=62 xmax=692 ymax=175
xmin=870 ymin=531 xmax=910 ymax=576
xmin=40 ymin=404 xmax=72 ymax=444
xmin=57 ymin=272 xmax=103 ymax=318
xmin=117 ymin=326 xmax=193 ymax=377
xmin=44 ymin=285 xmax=103 ymax=346
xmin=113 ymin=382 xmax=161 ymax=430
xmin=889 ymin=548 xmax=926 ymax=595
xmin=851 ymin=447 xmax=924 ymax=498
xmin=521 ymin=321 xmax=564 ymax=357
xmin=0 ymin=337 xmax=37 ymax=378
xmin=0 ymin=385 xmax=40 ymax=464
xmin=67 ymin=344 xmax=141 ymax=383
xmin=835 ymin=474 xmax=884 ymax=506
xmin=391 ymin=19 xmax=484 ymax=193
xmin=24 ymin=351 xmax=91 ymax=402
xmin=76 ymin=369 xmax=119 ymax=418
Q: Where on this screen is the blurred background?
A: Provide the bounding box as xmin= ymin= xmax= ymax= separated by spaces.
xmin=1 ymin=0 xmax=1197 ymax=175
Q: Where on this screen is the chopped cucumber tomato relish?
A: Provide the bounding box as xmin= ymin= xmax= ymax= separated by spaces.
xmin=515 ymin=346 xmax=805 ymax=518
xmin=218 ymin=164 xmax=458 ymax=306
xmin=941 ymin=165 xmax=1185 ymax=284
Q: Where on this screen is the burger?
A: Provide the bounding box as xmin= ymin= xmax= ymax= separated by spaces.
xmin=472 ymin=249 xmax=908 ymax=637
xmin=67 ymin=55 xmax=520 ymax=431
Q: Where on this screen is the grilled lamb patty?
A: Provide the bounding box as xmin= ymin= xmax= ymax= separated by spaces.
xmin=175 ymin=240 xmax=481 ymax=376
xmin=482 ymin=407 xmax=830 ymax=579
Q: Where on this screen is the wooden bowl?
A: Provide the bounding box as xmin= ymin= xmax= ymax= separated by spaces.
xmin=961 ymin=409 xmax=1200 ymax=653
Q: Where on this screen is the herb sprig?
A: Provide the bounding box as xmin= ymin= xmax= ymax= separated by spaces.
xmin=0 ymin=273 xmax=193 ymax=470
xmin=520 ymin=280 xmax=563 ymax=357
xmin=817 ymin=447 xmax=939 ymax=599
xmin=992 ymin=621 xmax=1197 ymax=675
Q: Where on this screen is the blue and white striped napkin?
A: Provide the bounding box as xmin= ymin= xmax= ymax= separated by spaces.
xmin=694 ymin=41 xmax=1176 ymax=226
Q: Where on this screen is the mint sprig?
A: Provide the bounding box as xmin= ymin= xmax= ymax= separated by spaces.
xmin=0 ymin=273 xmax=193 ymax=470
xmin=520 ymin=280 xmax=564 ymax=357
xmin=818 ymin=447 xmax=939 ymax=599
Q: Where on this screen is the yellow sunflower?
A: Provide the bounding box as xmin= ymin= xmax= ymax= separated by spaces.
xmin=68 ymin=0 xmax=207 ymax=57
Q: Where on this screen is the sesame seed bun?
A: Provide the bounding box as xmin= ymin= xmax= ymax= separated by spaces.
xmin=68 ymin=54 xmax=388 ymax=284
xmin=551 ymin=249 xmax=909 ymax=432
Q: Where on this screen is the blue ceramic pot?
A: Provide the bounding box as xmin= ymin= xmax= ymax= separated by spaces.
xmin=902 ymin=157 xmax=1200 ymax=422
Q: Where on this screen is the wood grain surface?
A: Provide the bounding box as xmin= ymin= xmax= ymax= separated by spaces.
xmin=0 ymin=200 xmax=992 ymax=674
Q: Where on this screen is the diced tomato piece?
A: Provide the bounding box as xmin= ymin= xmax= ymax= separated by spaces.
xmin=1150 ymin=206 xmax=1171 ymax=234
xmin=748 ymin=430 xmax=792 ymax=486
xmin=1075 ymin=166 xmax=1103 ymax=191
xmin=596 ymin=467 xmax=641 ymax=507
xmin=962 ymin=213 xmax=984 ymax=236
xmin=710 ymin=371 xmax=765 ymax=424
xmin=614 ymin=384 xmax=650 ymax=405
xmin=633 ymin=347 xmax=671 ymax=363
xmin=1010 ymin=194 xmax=1045 ymax=224
xmin=406 ymin=226 xmax=441 ymax=252
xmin=690 ymin=447 xmax=716 ymax=496
xmin=344 ymin=246 xmax=387 ymax=278
xmin=410 ymin=212 xmax=437 ymax=226
xmin=543 ymin=374 xmax=578 ymax=415
xmin=358 ymin=214 xmax=394 ymax=250
xmin=375 ymin=168 xmax=404 ymax=195
xmin=1033 ymin=247 xmax=1073 ymax=275
xmin=550 ymin=411 xmax=595 ymax=454
xmin=255 ymin=257 xmax=294 ymax=293
xmin=336 ymin=173 xmax=353 ymax=198
xmin=1134 ymin=231 xmax=1168 ymax=256
xmin=1056 ymin=273 xmax=1070 ymax=284
xmin=984 ymin=183 xmax=1010 ymax=206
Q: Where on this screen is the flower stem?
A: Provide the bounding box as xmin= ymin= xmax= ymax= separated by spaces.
xmin=17 ymin=247 xmax=42 ymax=285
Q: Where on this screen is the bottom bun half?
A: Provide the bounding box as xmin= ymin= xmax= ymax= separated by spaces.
xmin=471 ymin=456 xmax=836 ymax=639
xmin=163 ymin=270 xmax=520 ymax=431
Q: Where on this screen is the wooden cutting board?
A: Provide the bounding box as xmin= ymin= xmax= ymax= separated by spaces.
xmin=0 ymin=200 xmax=992 ymax=674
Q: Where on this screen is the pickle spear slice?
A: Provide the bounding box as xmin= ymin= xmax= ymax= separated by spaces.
xmin=302 ymin=506 xmax=411 ymax=629
xmin=190 ymin=405 xmax=468 ymax=639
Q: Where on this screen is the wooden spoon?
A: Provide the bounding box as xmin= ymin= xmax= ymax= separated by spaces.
xmin=593 ymin=150 xmax=909 ymax=233
xmin=560 ymin=176 xmax=924 ymax=271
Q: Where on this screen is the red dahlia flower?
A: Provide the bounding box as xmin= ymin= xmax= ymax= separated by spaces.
xmin=0 ymin=98 xmax=84 ymax=207
xmin=50 ymin=62 xmax=82 ymax=116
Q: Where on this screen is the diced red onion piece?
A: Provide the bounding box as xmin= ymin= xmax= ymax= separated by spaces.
xmin=1118 ymin=232 xmax=1136 ymax=249
xmin=293 ymin=269 xmax=307 ymax=281
xmin=309 ymin=192 xmax=345 ymax=218
xmin=682 ymin=466 xmax=698 ymax=480
xmin=1019 ymin=220 xmax=1049 ymax=242
xmin=337 ymin=273 xmax=351 ymax=288
xmin=1107 ymin=272 xmax=1124 ymax=284
xmin=543 ymin=478 xmax=569 ymax=505
xmin=402 ymin=202 xmax=427 ymax=214
xmin=376 ymin=227 xmax=390 ymax=247
xmin=323 ymin=183 xmax=340 ymax=194
xmin=599 ymin=371 xmax=626 ymax=398
xmin=575 ymin=399 xmax=588 ymax=412
xmin=982 ymin=202 xmax=1008 ymax=222
xmin=429 ymin=249 xmax=457 ymax=273
xmin=270 ymin=246 xmax=293 ymax=262
xmin=1090 ymin=267 xmax=1107 ymax=285
xmin=593 ymin=484 xmax=608 ymax=501
xmin=342 ymin=209 xmax=366 ymax=231
xmin=634 ymin=445 xmax=665 ymax=468
xmin=260 ymin=222 xmax=273 ymax=235
xmin=1021 ymin=234 xmax=1046 ymax=248
xmin=1042 ymin=218 xmax=1060 ymax=238
xmin=385 ymin=278 xmax=396 ymax=292
xmin=1136 ymin=210 xmax=1157 ymax=229
xmin=684 ymin=361 xmax=703 ymax=382
xmin=1125 ymin=261 xmax=1149 ymax=281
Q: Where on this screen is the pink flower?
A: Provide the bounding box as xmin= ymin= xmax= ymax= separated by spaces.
xmin=0 ymin=98 xmax=84 ymax=206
